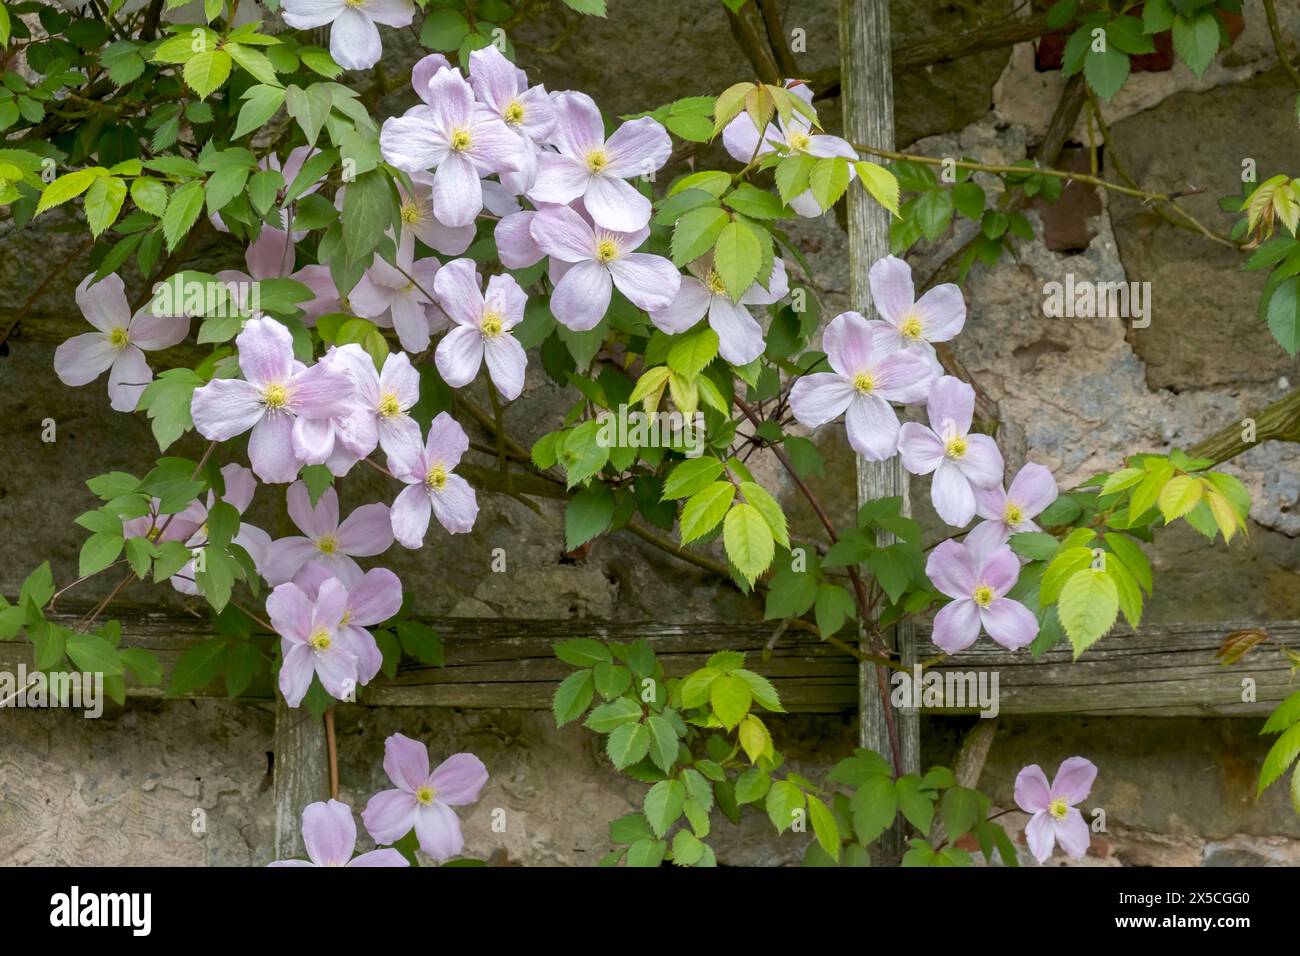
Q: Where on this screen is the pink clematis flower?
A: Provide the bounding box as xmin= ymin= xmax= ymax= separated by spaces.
xmin=380 ymin=67 xmax=520 ymax=227
xmin=54 ymin=273 xmax=190 ymax=413
xmin=263 ymin=481 xmax=394 ymax=586
xmin=966 ymin=462 xmax=1059 ymax=557
xmin=329 ymin=344 xmax=423 ymax=467
xmin=433 ymin=258 xmax=527 ymax=400
xmin=190 ymin=317 xmax=352 ymax=483
xmin=267 ymin=576 xmax=358 ymax=707
xmin=468 ymin=45 xmax=554 ymax=194
xmin=280 ymin=0 xmax=414 ymax=72
xmin=494 ymin=208 xmax=546 ymax=269
xmin=925 ymin=539 xmax=1038 ymax=653
xmin=168 ymin=463 xmax=272 ymax=596
xmin=789 ymin=310 xmax=934 ymax=460
xmin=269 ymin=799 xmax=409 ymax=867
xmin=388 ymin=412 xmax=479 ymax=547
xmin=528 ymin=91 xmax=669 ymax=233
xmin=294 ymin=561 xmax=402 ymax=687
xmin=395 ymin=174 xmax=475 ymax=257
xmin=867 ymin=255 xmax=965 ymax=376
xmin=350 ymin=233 xmax=446 ymax=353
xmin=649 ymin=257 xmax=789 ymax=366
xmin=362 ymin=732 xmax=488 ymax=862
xmin=530 ymin=204 xmax=680 ymax=331
xmin=721 ymin=79 xmax=857 ymax=217
xmin=1014 ymin=757 xmax=1097 ymax=864
xmin=898 ymin=375 xmax=1004 ymax=528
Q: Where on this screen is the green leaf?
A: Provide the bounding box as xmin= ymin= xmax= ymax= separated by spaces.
xmin=606 ymin=721 xmax=651 ymax=769
xmin=809 ymin=156 xmax=850 ymax=211
xmin=739 ymin=481 xmax=788 ymax=550
xmin=235 ymin=84 xmax=286 ymax=140
xmin=1009 ymin=532 xmax=1059 ymax=561
xmin=895 ymin=775 xmax=935 ymax=834
xmin=564 ymin=483 xmax=615 ymax=550
xmin=712 ymin=220 xmax=761 ymax=297
xmin=850 ymin=773 xmax=897 ymax=843
xmin=1083 ymin=43 xmax=1129 ymax=101
xmin=79 ymin=533 xmax=123 ymax=577
xmin=120 ymin=647 xmax=163 ymax=686
xmin=130 ymin=177 xmax=168 ymax=217
xmin=1266 ymin=276 xmax=1300 ymax=355
xmin=1258 ymin=722 xmax=1300 ymax=795
xmin=66 ymin=632 xmax=123 ymax=676
xmin=1158 ymin=474 xmax=1203 ymax=522
xmin=1058 ymin=568 xmax=1119 ymax=658
xmin=584 ymin=696 xmax=642 ymax=732
xmin=609 ymin=812 xmax=654 ymax=845
xmin=679 ymin=481 xmax=735 ymax=544
xmin=644 ymin=779 xmax=685 ymax=838
xmin=807 ymin=794 xmax=841 ymax=861
xmin=167 ymin=640 xmax=226 ymax=696
xmin=342 ymin=168 xmax=394 ymax=260
xmin=553 ymin=638 xmax=611 ymax=667
xmin=36 ymin=167 xmax=104 ymax=215
xmin=722 ymin=183 xmax=787 ymax=219
xmin=667 ymin=325 xmax=719 ymax=380
xmin=84 ymin=175 xmax=127 ymax=237
xmin=855 ymin=160 xmax=900 ymax=216
xmin=421 ymin=8 xmax=471 ymax=50
xmin=625 ymin=838 xmax=666 ymax=867
xmin=161 ymin=180 xmax=205 ymax=251
xmin=670 ymin=205 xmax=728 ymax=266
xmin=709 ymin=673 xmax=752 ymax=730
xmin=552 ymin=669 xmax=594 ymax=726
xmin=723 ymin=503 xmax=775 ymax=584
xmin=1171 ymin=10 xmax=1219 ymax=78
xmin=561 ymin=0 xmax=607 ymax=14
xmin=1040 ymin=546 xmax=1094 ymax=605
xmin=940 ymin=786 xmax=982 ymax=840
xmin=662 ymin=458 xmax=724 ymax=500
xmin=766 ymin=780 xmax=805 ymax=833
xmin=226 ymin=43 xmax=279 ymax=87
xmin=645 ymin=714 xmax=679 ymax=772
xmin=1142 ymin=0 xmax=1174 ymax=33
xmin=284 ymin=83 xmax=333 ymax=147
xmin=395 ymin=620 xmax=442 ymax=665
xmin=183 ymin=49 xmax=232 ymax=98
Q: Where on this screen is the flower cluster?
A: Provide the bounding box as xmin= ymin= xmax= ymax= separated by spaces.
xmin=269 ymin=732 xmax=488 ymax=866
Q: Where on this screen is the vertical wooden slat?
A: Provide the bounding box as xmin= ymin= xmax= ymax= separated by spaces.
xmin=272 ymin=700 xmax=329 ymax=860
xmin=838 ymin=0 xmax=920 ymax=861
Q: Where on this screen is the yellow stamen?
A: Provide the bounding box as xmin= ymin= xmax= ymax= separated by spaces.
xmin=973 ymin=584 xmax=994 ymax=608
xmin=340 ymin=610 xmax=351 ymax=627
xmin=503 ymin=100 xmax=525 ymax=125
xmin=377 ymin=393 xmax=402 ymax=418
xmin=400 ymin=200 xmax=421 ymax=225
xmin=426 ymin=464 xmax=447 ymax=491
xmin=316 ymin=534 xmax=339 ymax=555
xmin=586 ymin=148 xmax=609 ymax=173
xmin=852 ymin=372 xmax=874 ymax=395
xmin=1004 ymin=503 xmax=1024 ymax=525
xmin=481 ymin=313 xmax=503 ymax=337
xmin=899 ymin=314 xmax=924 ymax=341
xmin=787 ymin=130 xmax=811 ymax=152
xmin=595 ymin=238 xmax=619 ymax=263
xmin=450 ymin=128 xmax=472 ymax=152
xmin=945 ymin=435 xmax=967 ymax=459
xmin=415 ymin=784 xmax=437 ymax=805
xmin=309 ymin=628 xmax=332 ymax=651
xmin=344 ymin=0 xmax=364 ymax=6
xmin=704 ymin=269 xmax=727 ymax=297
xmin=262 ymin=382 xmax=289 ymax=410
xmin=108 ymin=327 xmax=129 ymax=349
xmin=1048 ymin=798 xmax=1069 ymax=820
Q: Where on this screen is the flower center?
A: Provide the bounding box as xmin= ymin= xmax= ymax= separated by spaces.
xmin=585 ymin=149 xmax=609 ymax=173
xmin=309 ymin=628 xmax=332 ymax=651
xmin=450 ymin=128 xmax=472 ymax=152
xmin=705 ymin=268 xmax=727 ymax=297
xmin=316 ymin=534 xmax=339 ymax=555
xmin=344 ymin=0 xmax=364 ymax=6
xmin=108 ymin=327 xmax=130 ymax=349
xmin=852 ymin=372 xmax=874 ymax=394
xmin=787 ymin=130 xmax=811 ymax=152
xmin=262 ymin=382 xmax=289 ymax=410
xmin=400 ymin=200 xmax=422 ymax=225
xmin=415 ymin=784 xmax=437 ymax=805
xmin=595 ymin=238 xmax=619 ymax=263
xmin=945 ymin=435 xmax=967 ymax=459
xmin=972 ymin=584 xmax=994 ymax=608
xmin=377 ymin=393 xmax=402 ymax=418
xmin=1004 ymin=503 xmax=1024 ymax=525
xmin=481 ymin=312 xmax=503 ymax=337
xmin=426 ymin=464 xmax=447 ymax=491
xmin=1048 ymin=798 xmax=1069 ymax=820
xmin=503 ymin=100 xmax=525 ymax=125
xmin=899 ymin=314 xmax=924 ymax=341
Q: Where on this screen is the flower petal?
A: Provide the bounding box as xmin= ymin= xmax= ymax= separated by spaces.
xmin=867 ymin=254 xmax=915 ymax=325
xmin=707 ymin=296 xmax=764 ymax=366
xmin=414 ymin=801 xmax=465 ymax=862
xmin=432 ymin=152 xmax=484 ymax=228
xmin=550 ymin=260 xmax=612 ymax=331
xmin=337 ymin=502 xmax=394 ymax=556
xmin=1025 ymin=811 xmax=1056 ymax=863
xmin=931 ymin=598 xmax=981 ymax=654
xmin=1051 ymin=756 xmax=1098 ymax=805
xmin=604 ymin=117 xmax=671 ymax=178
xmin=431 ymin=473 xmax=478 ymax=534
xmin=584 ymin=173 xmax=651 ymax=233
xmin=361 ymin=787 xmax=419 ymax=845
xmin=925 ymin=539 xmax=979 ymax=599
xmin=434 ymin=324 xmax=484 ymax=388
xmin=648 ymin=277 xmax=710 ymax=334
xmin=430 ymin=752 xmax=488 ymax=805
xmin=249 ymin=412 xmax=301 ymax=483
xmin=913 ymin=282 xmax=965 ymax=342
xmin=236 ymin=317 xmax=294 ymax=389
xmin=54 ymin=332 xmax=117 ymax=387
xmin=897 ymin=422 xmax=944 ymax=475
xmin=931 ymin=459 xmax=977 ymax=527
xmin=1007 ymin=462 xmax=1058 ymax=518
xmin=483 ymin=333 xmax=527 ymax=400
xmin=328 ymin=7 xmax=382 ymax=72
xmin=823 ymin=310 xmax=874 ymax=378
xmin=926 ymin=375 xmax=975 ymax=437
xmin=347 ymin=567 xmax=403 ymax=626
xmin=788 ymin=372 xmax=854 ymax=428
xmin=844 ymin=394 xmax=900 ymax=461
xmin=190 ymin=378 xmax=264 ymax=441
xmin=75 ymin=272 xmax=130 ymax=332
xmin=1014 ymin=764 xmax=1052 ymax=813
xmin=301 ymin=799 xmax=357 ymax=867
xmin=609 ymin=253 xmax=681 ymax=314
xmin=390 ymin=483 xmax=432 ymax=549
xmin=979 ymin=597 xmax=1037 ymax=651
xmin=1052 ymin=808 xmax=1091 ymax=860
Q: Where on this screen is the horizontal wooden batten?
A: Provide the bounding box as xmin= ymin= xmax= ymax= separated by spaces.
xmin=4 ymin=605 xmax=1294 ymax=717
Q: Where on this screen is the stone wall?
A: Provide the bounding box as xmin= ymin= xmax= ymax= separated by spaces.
xmin=2 ymin=0 xmax=1299 ymax=866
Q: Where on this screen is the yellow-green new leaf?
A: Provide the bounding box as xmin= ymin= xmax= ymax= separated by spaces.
xmin=679 ymin=481 xmax=735 ymax=544
xmin=855 ymin=160 xmax=900 ymax=217
xmin=83 ymin=175 xmax=127 ymax=237
xmin=1058 ymin=568 xmax=1119 ymax=658
xmin=739 ymin=481 xmax=789 ymax=549
xmin=36 ymin=167 xmax=106 ymax=215
xmin=724 ymin=502 xmax=775 ymax=584
xmin=183 ymin=49 xmax=233 ymax=99
xmin=1158 ymin=474 xmax=1203 ymax=523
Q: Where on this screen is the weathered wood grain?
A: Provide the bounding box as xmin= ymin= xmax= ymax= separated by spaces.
xmin=5 ymin=604 xmax=1294 ymax=717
